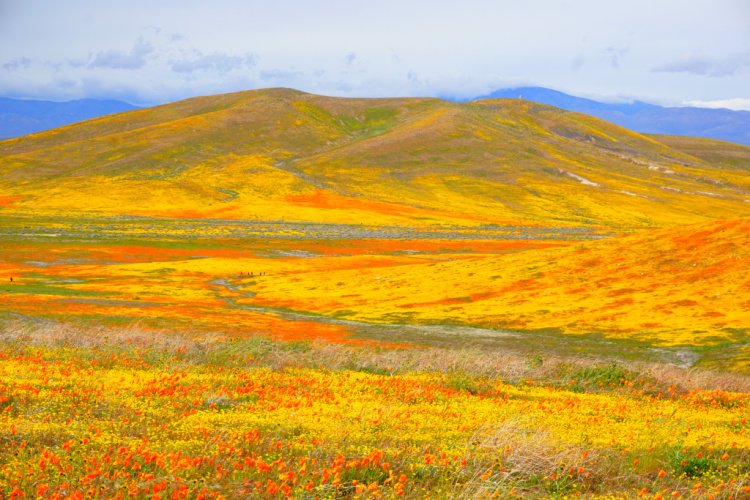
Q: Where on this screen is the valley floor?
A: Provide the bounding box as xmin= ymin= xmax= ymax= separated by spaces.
xmin=1 ymin=214 xmax=749 ymax=497
xmin=1 ymin=215 xmax=748 ymax=371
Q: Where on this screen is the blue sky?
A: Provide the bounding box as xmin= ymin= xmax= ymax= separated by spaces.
xmin=1 ymin=0 xmax=749 ymax=108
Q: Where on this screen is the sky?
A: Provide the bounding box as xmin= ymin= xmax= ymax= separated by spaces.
xmin=1 ymin=0 xmax=749 ymax=109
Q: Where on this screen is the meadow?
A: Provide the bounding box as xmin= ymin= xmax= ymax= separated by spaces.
xmin=1 ymin=320 xmax=749 ymax=499
xmin=1 ymin=214 xmax=750 ymax=498
xmin=2 ymin=90 xmax=750 ymax=497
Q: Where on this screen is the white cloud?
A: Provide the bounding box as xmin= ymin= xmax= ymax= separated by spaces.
xmin=653 ymin=52 xmax=750 ymax=78
xmin=259 ymin=68 xmax=304 ymax=82
xmin=0 ymin=0 xmax=748 ymax=105
xmin=89 ymin=38 xmax=155 ymax=70
xmin=2 ymin=56 xmax=31 ymax=71
xmin=684 ymin=98 xmax=750 ymax=111
xmin=171 ymin=52 xmax=256 ymax=74
xmin=604 ymin=46 xmax=629 ymax=68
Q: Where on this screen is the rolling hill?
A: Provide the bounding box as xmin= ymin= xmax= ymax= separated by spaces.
xmin=1 ymin=87 xmax=749 ymax=228
xmin=236 ymin=216 xmax=750 ymax=370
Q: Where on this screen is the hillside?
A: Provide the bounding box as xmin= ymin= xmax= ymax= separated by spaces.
xmin=475 ymin=86 xmax=750 ymax=146
xmin=0 ymin=97 xmax=139 ymax=139
xmin=649 ymin=134 xmax=750 ymax=171
xmin=4 ymin=215 xmax=744 ymax=369
xmin=238 ymin=217 xmax=750 ymax=370
xmin=1 ymin=88 xmax=749 ymax=228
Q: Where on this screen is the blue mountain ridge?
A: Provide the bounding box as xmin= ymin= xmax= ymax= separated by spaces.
xmin=3 ymin=89 xmax=749 ymax=146
xmin=464 ymin=87 xmax=750 ymax=146
xmin=0 ymin=97 xmax=139 ymax=139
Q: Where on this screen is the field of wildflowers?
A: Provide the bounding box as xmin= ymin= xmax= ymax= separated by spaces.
xmin=2 ymin=216 xmax=749 ymax=371
xmin=1 ymin=214 xmax=749 ymax=497
xmin=0 ymin=323 xmax=749 ymax=498
xmin=2 ymin=89 xmax=750 ymax=498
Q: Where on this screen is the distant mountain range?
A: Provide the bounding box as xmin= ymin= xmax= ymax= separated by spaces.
xmin=3 ymin=88 xmax=749 ymax=147
xmin=469 ymin=87 xmax=750 ymax=146
xmin=0 ymin=97 xmax=139 ymax=139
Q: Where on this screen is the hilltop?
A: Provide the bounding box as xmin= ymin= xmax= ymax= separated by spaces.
xmin=0 ymin=88 xmax=748 ymax=228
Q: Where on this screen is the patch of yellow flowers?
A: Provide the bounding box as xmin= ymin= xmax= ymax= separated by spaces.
xmin=0 ymin=340 xmax=748 ymax=498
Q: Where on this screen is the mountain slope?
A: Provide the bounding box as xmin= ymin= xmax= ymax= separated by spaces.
xmin=0 ymin=88 xmax=749 ymax=228
xmin=475 ymin=87 xmax=750 ymax=146
xmin=0 ymin=97 xmax=139 ymax=139
xmin=649 ymin=134 xmax=750 ymax=171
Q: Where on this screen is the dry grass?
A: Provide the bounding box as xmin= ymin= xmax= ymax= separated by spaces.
xmin=2 ymin=318 xmax=748 ymax=395
xmin=1 ymin=318 xmax=749 ymax=498
xmin=458 ymin=417 xmax=621 ymax=498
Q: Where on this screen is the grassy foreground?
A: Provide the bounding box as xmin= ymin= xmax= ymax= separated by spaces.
xmin=0 ymin=321 xmax=748 ymax=499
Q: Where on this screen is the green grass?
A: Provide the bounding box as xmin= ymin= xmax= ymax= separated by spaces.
xmin=1 ymin=282 xmax=106 ymax=297
xmin=562 ymin=362 xmax=635 ymax=393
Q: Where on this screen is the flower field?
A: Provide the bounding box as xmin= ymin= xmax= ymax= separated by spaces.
xmin=2 ymin=216 xmax=749 ymax=371
xmin=1 ymin=215 xmax=750 ymax=497
xmin=2 ymin=87 xmax=750 ymax=499
xmin=0 ymin=323 xmax=749 ymax=498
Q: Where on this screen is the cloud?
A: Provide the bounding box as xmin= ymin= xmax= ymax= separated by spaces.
xmin=604 ymin=46 xmax=628 ymax=68
xmin=54 ymin=78 xmax=77 ymax=89
xmin=407 ymin=70 xmax=425 ymax=85
xmin=89 ymin=38 xmax=154 ymax=70
xmin=2 ymin=1 xmax=748 ymax=107
xmin=684 ymin=98 xmax=750 ymax=111
xmin=259 ymin=68 xmax=304 ymax=81
xmin=654 ymin=53 xmax=750 ymax=77
xmin=67 ymin=58 xmax=87 ymax=68
xmin=78 ymin=76 xmax=145 ymax=104
xmin=171 ymin=51 xmax=256 ymax=74
xmin=2 ymin=57 xmax=31 ymax=71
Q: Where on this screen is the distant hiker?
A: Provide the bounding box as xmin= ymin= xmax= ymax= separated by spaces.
xmin=9 ymin=277 xmax=12 ymax=282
